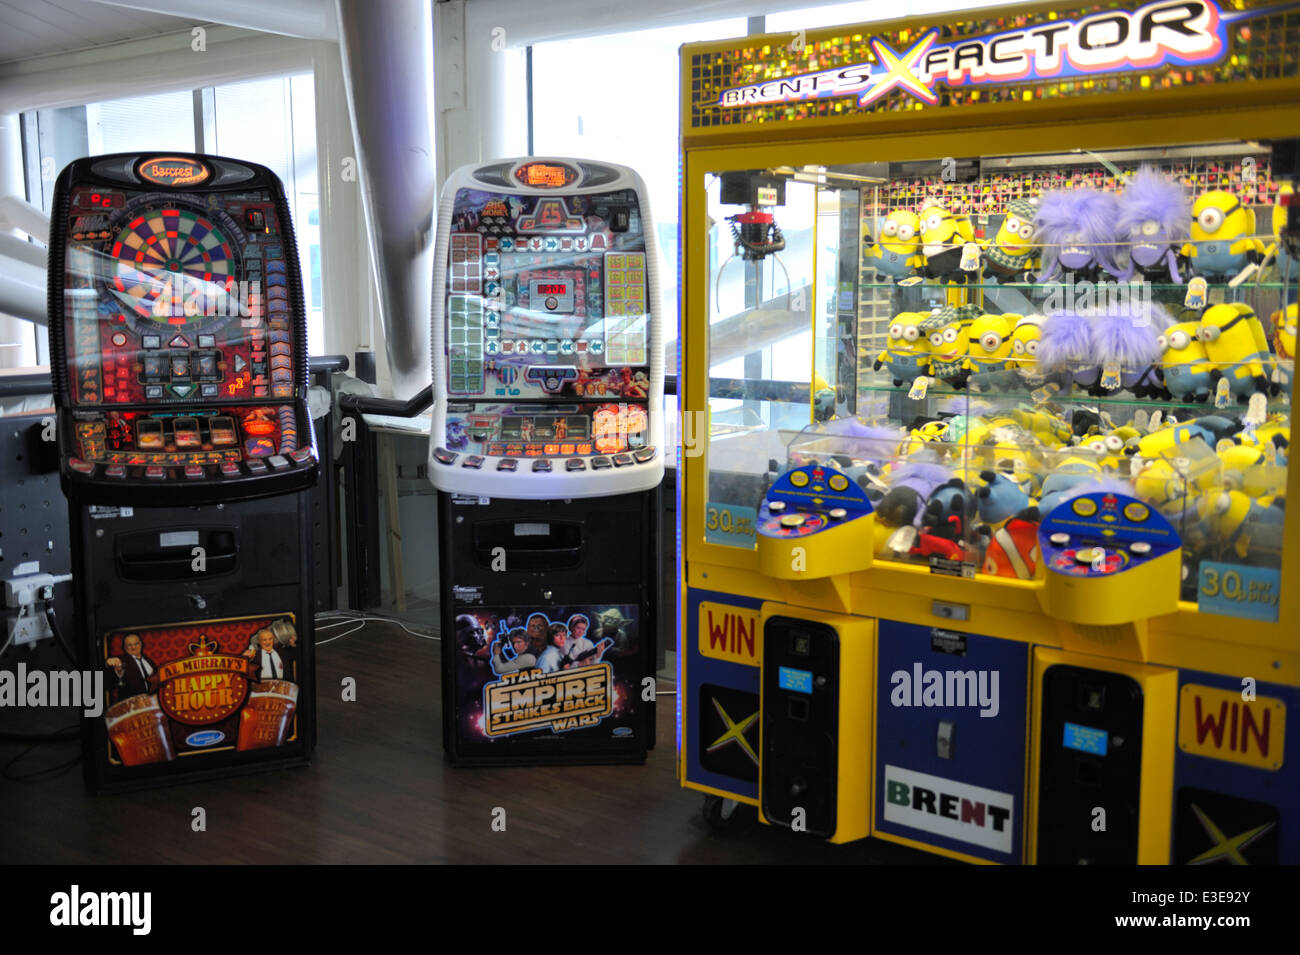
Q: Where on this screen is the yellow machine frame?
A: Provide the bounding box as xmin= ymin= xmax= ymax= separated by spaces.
xmin=677 ymin=0 xmax=1300 ymax=863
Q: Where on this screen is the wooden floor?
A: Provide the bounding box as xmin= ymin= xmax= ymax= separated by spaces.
xmin=0 ymin=621 xmax=943 ymax=864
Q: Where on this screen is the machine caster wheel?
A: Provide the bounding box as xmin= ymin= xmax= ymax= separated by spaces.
xmin=702 ymin=794 xmax=741 ymax=830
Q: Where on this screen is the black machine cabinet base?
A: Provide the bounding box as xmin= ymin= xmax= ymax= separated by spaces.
xmin=439 ymin=489 xmax=657 ymax=766
xmin=74 ymin=494 xmax=316 ymax=794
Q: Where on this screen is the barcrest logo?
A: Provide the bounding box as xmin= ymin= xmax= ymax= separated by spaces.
xmin=719 ymin=0 xmax=1239 ymax=110
xmin=137 ymin=156 xmax=210 ymax=187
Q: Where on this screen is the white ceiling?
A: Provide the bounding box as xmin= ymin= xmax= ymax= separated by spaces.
xmin=0 ymin=0 xmax=201 ymax=65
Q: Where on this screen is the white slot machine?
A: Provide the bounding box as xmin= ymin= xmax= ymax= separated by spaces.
xmin=428 ymin=157 xmax=663 ymax=765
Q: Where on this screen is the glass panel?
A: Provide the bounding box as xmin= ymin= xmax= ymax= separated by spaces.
xmin=703 ymin=143 xmax=1294 ymax=616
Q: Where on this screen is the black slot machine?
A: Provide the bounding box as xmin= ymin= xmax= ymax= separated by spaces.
xmin=429 ymin=157 xmax=663 ymax=765
xmin=47 ymin=153 xmax=318 ymax=792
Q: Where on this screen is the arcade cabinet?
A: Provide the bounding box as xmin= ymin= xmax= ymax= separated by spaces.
xmin=47 ymin=152 xmax=318 ymax=792
xmin=678 ymin=1 xmax=1299 ymax=863
xmin=428 ymin=157 xmax=663 ymax=765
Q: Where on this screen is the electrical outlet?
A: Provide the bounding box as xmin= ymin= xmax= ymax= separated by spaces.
xmin=7 ymin=608 xmax=53 ymax=646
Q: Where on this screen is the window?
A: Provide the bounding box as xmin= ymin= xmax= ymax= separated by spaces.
xmin=531 ymin=17 xmax=747 ymax=456
xmin=17 ymin=75 xmax=322 ymax=357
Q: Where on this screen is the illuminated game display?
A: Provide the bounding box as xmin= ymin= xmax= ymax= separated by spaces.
xmin=431 ymin=158 xmax=661 ymax=494
xmin=678 ymin=1 xmax=1298 ymax=861
xmin=430 ymin=158 xmax=663 ymax=765
xmin=48 ymin=152 xmax=318 ymax=791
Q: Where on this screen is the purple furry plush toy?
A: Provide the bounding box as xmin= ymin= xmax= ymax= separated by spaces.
xmin=1117 ymin=166 xmax=1191 ymax=283
xmin=878 ymin=460 xmax=953 ymax=527
xmin=1039 ymin=304 xmax=1170 ymax=396
xmin=1035 ymin=188 xmax=1127 ymax=282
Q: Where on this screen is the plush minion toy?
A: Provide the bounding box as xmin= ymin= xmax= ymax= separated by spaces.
xmin=1009 ymin=314 xmax=1046 ymax=385
xmin=963 ymin=313 xmax=1017 ymax=392
xmin=1198 ymin=303 xmax=1275 ymax=400
xmin=1034 ymin=188 xmax=1128 ymax=282
xmin=1271 ymin=303 xmax=1296 ymax=392
xmin=1153 ymin=321 xmax=1214 ymax=402
xmin=983 ymin=198 xmax=1039 ymax=283
xmin=921 ymin=305 xmax=974 ymax=389
xmin=874 ymin=312 xmax=932 ymax=386
xmin=918 ymin=203 xmax=976 ymax=283
xmin=1116 ymin=165 xmax=1191 ymax=283
xmin=864 ymin=209 xmax=925 ymax=279
xmin=1183 ymin=190 xmax=1265 ymax=281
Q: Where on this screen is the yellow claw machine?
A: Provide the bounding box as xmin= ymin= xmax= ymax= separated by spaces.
xmin=678 ymin=0 xmax=1299 ymax=863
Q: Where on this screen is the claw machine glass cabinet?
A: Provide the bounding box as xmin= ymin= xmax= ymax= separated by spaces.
xmin=678 ymin=0 xmax=1300 ymax=863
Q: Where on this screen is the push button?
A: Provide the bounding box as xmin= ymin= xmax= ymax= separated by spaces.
xmin=184 ymin=464 xmax=205 ymax=479
xmin=290 ymin=447 xmax=315 ymax=465
xmin=497 ymin=458 xmax=518 ymax=472
xmin=434 ymin=447 xmax=459 ymax=466
xmin=565 ymin=458 xmax=586 ymax=472
xmin=145 ymin=465 xmax=166 ymax=479
xmin=612 ymin=453 xmax=634 ymax=467
xmin=632 ymin=445 xmax=657 ymax=463
xmin=245 ymin=460 xmax=268 ymax=475
xmin=266 ymin=455 xmax=290 ymax=470
xmin=462 ymin=455 xmax=484 ymax=469
xmin=68 ymin=458 xmax=95 ymax=475
xmin=590 ymin=456 xmax=612 ymax=470
xmin=220 ymin=462 xmax=241 ymax=477
xmin=532 ymin=459 xmax=552 ymax=473
xmin=105 ymin=464 xmax=127 ymax=479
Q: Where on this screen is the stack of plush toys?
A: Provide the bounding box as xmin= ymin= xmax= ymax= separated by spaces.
xmin=863 ymin=165 xmax=1281 ymax=285
xmin=845 ymin=163 xmax=1296 ymax=590
xmin=873 ymin=299 xmax=1292 ymax=405
xmin=793 ymin=399 xmax=1289 ymax=590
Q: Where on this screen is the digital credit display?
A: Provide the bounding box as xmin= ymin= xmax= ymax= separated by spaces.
xmin=1063 ymin=721 xmax=1108 ymax=756
xmin=528 ymin=277 xmax=576 ymax=313
xmin=517 ymin=162 xmax=577 ymax=188
xmin=778 ymin=666 xmax=813 ymax=694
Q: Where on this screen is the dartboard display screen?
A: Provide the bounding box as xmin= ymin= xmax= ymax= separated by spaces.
xmin=59 ymin=179 xmax=293 ymax=407
xmin=50 ymin=153 xmax=315 ymax=488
